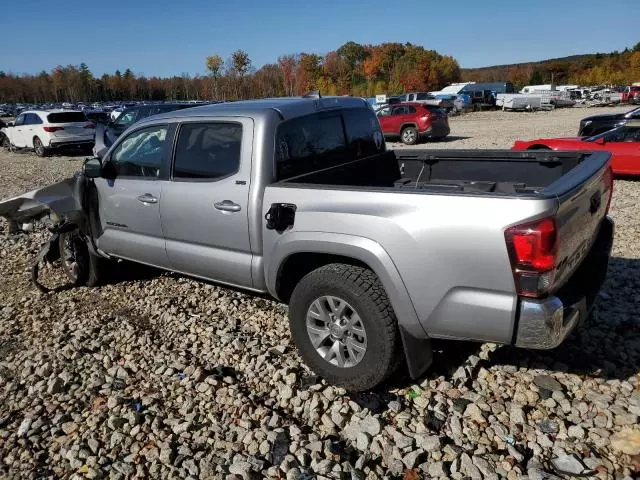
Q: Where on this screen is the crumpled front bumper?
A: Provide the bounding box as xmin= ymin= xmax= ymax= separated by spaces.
xmin=514 ymin=216 xmax=614 ymax=349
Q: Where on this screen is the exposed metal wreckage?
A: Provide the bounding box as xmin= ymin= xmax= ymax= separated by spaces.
xmin=0 ymin=170 xmax=98 ymax=292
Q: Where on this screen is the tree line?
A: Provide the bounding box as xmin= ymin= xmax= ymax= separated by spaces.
xmin=0 ymin=42 xmax=461 ymax=103
xmin=462 ymin=42 xmax=640 ymax=87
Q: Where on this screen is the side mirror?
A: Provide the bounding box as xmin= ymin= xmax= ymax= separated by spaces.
xmin=595 ymin=137 xmax=606 ymax=145
xmin=83 ymin=157 xmax=103 ymax=178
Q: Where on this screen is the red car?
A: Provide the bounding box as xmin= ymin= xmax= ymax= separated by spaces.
xmin=376 ymin=102 xmax=450 ymax=145
xmin=512 ymin=121 xmax=640 ymax=176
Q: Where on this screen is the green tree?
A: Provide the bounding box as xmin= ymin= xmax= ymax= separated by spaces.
xmin=528 ymin=69 xmax=544 ymax=85
xmin=205 ymin=54 xmax=224 ymax=99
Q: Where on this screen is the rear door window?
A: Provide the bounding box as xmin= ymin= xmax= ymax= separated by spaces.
xmin=276 ymin=112 xmax=347 ymax=180
xmin=343 ymin=107 xmax=385 ymax=158
xmin=47 ymin=112 xmax=86 ymax=123
xmin=173 ymin=122 xmax=242 ymax=180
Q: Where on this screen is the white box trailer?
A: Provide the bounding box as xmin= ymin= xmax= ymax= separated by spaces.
xmin=496 ymin=93 xmax=542 ymax=110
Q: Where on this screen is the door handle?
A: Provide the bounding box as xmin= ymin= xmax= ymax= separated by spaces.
xmin=214 ymin=200 xmax=241 ymax=212
xmin=137 ymin=194 xmax=158 ymax=204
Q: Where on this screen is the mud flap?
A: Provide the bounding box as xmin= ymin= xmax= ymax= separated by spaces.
xmin=31 ymin=222 xmax=79 ymax=293
xmin=399 ymin=326 xmax=434 ymax=379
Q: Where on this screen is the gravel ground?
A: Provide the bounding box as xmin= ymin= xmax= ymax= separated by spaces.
xmin=1 ymin=108 xmax=639 ymax=479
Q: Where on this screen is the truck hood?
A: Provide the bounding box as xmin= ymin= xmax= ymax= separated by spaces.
xmin=0 ymin=177 xmax=80 ymax=225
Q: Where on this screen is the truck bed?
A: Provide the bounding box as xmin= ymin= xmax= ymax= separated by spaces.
xmin=275 ymin=149 xmax=606 ymax=197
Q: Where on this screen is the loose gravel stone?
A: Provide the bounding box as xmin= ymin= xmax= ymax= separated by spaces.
xmin=0 ymin=110 xmax=638 ymax=478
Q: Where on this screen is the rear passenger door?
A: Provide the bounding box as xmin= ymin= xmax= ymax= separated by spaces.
xmin=160 ymin=119 xmax=254 ymax=288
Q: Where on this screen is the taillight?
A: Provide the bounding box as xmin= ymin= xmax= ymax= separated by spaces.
xmin=603 ymin=166 xmax=613 ymax=214
xmin=85 ymin=123 xmax=96 ymax=129
xmin=43 ymin=126 xmax=64 ymax=132
xmin=505 ymin=217 xmax=558 ymax=298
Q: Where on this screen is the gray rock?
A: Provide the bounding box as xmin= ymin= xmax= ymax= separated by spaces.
xmin=464 ymin=403 xmax=486 ymax=423
xmin=550 ymin=454 xmax=590 ymax=476
xmin=428 ymin=461 xmax=448 ymax=477
xmin=460 ymin=453 xmax=482 ymax=480
xmin=17 ymin=417 xmax=32 ymax=437
xmin=614 ymin=413 xmax=638 ymax=426
xmin=507 ymin=444 xmax=525 ymax=463
xmin=159 ymin=447 xmax=175 ymax=465
xmin=356 ymin=432 xmax=370 ymax=451
xmin=567 ymin=425 xmax=585 ymax=439
xmin=107 ymin=416 xmax=127 ymax=430
xmin=47 ymin=377 xmax=64 ymax=394
xmin=391 ymin=429 xmax=413 ymax=449
xmin=533 ymin=375 xmax=563 ymax=392
xmin=416 ymin=434 xmax=441 ymax=452
xmin=280 ymin=385 xmax=294 ymax=400
xmin=360 ymin=416 xmax=381 ymax=436
xmin=536 ymin=419 xmax=559 ymax=434
xmin=403 ymin=450 xmax=421 ymax=469
xmin=510 ymin=403 xmax=526 ymax=425
xmin=229 ymin=461 xmax=251 ymax=477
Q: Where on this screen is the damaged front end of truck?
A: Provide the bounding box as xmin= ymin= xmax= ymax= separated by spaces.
xmin=0 ymin=164 xmax=101 ymax=292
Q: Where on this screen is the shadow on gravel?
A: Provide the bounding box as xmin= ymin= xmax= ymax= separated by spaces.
xmin=99 ymin=260 xmax=163 ymax=284
xmin=9 ymin=147 xmax=90 ymax=158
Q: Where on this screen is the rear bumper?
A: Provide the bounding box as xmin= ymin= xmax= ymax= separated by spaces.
xmin=49 ymin=139 xmax=94 ymax=148
xmin=420 ymin=123 xmax=450 ymax=139
xmin=514 ymin=215 xmax=614 ymax=349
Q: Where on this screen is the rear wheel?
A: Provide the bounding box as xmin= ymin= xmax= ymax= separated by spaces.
xmin=288 ymin=263 xmax=402 ymax=391
xmin=400 ymin=126 xmax=418 ymax=145
xmin=33 ymin=137 xmax=49 ymax=157
xmin=58 ymin=231 xmax=104 ymax=287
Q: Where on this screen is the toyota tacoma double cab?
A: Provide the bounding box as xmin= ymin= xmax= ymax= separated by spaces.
xmin=0 ymin=96 xmax=614 ymax=391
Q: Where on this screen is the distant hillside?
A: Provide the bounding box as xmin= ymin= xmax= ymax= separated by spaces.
xmin=461 ymin=46 xmax=640 ymax=87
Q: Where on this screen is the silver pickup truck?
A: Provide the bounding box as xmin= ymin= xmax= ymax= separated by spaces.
xmin=0 ymin=96 xmax=614 ymax=391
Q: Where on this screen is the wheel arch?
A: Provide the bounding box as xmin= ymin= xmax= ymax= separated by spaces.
xmin=400 ymin=122 xmax=418 ymax=132
xmin=268 ymin=232 xmax=433 ymax=378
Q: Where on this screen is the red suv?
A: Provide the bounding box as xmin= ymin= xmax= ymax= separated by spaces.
xmin=376 ymin=102 xmax=450 ymax=145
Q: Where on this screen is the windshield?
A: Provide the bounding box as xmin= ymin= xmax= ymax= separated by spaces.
xmin=587 ymin=125 xmax=640 ymax=143
xmin=114 ymin=110 xmax=137 ymax=127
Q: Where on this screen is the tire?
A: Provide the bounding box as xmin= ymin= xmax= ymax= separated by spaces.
xmin=1 ymin=134 xmax=10 ymax=149
xmin=527 ymin=146 xmax=551 ymax=151
xmin=400 ymin=126 xmax=418 ymax=145
xmin=58 ymin=230 xmax=104 ymax=287
xmin=33 ymin=137 xmax=49 ymax=157
xmin=288 ymin=263 xmax=402 ymax=391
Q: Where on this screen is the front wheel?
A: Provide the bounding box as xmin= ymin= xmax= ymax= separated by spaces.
xmin=33 ymin=137 xmax=49 ymax=157
xmin=400 ymin=126 xmax=418 ymax=145
xmin=58 ymin=231 xmax=104 ymax=287
xmin=288 ymin=263 xmax=402 ymax=391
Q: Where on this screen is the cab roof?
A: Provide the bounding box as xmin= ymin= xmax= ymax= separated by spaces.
xmin=146 ymin=96 xmax=370 ymax=122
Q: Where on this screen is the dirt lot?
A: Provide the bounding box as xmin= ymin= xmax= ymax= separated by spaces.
xmin=0 ymin=107 xmax=639 ymax=479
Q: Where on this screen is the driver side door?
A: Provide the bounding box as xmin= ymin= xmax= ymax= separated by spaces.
xmin=94 ymin=123 xmax=174 ymax=267
xmin=605 ymin=126 xmax=640 ymax=175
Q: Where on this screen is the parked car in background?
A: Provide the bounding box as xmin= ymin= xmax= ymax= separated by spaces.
xmin=376 ymin=102 xmax=450 ymax=144
xmin=512 ymin=121 xmax=640 ymax=176
xmin=622 ymin=85 xmax=640 ymax=104
xmin=0 ymin=97 xmax=614 ymax=390
xmin=0 ymin=110 xmax=94 ymax=156
xmin=93 ymin=103 xmax=199 ymax=157
xmin=578 ymin=106 xmax=640 ymax=136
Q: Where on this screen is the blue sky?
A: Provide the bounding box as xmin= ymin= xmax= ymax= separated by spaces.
xmin=1 ymin=0 xmax=638 ymax=77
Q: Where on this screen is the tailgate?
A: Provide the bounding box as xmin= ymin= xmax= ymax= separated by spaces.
xmin=547 ymin=151 xmax=613 ymax=292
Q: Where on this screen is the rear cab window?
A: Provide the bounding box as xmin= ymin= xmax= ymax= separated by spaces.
xmin=276 ymin=107 xmax=385 ymax=180
xmin=47 ymin=112 xmax=87 ymax=123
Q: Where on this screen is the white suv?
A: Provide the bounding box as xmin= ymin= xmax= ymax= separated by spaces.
xmin=0 ymin=110 xmax=95 ymax=157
